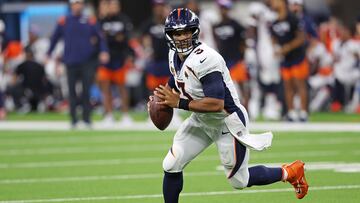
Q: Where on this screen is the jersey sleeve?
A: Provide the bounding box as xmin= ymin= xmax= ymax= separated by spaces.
xmin=195 ymin=48 xmax=224 ymax=79
xmin=200 ymin=71 xmax=225 ymax=99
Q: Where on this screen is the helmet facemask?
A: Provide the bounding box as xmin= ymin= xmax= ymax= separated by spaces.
xmin=165 ymin=28 xmax=200 ymax=55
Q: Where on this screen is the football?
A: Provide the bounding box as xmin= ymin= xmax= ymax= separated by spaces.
xmin=149 ymin=95 xmax=173 ymax=130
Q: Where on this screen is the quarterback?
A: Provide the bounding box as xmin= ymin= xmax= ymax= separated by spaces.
xmin=150 ymin=8 xmax=308 ymax=203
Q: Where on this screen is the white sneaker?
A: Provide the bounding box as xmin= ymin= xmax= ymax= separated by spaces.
xmin=119 ymin=114 xmax=133 ymax=126
xmin=17 ymin=103 xmax=31 ymax=114
xmin=286 ymin=110 xmax=299 ymax=122
xmin=299 ymin=110 xmax=308 ymax=122
xmin=101 ymin=114 xmax=115 ymax=127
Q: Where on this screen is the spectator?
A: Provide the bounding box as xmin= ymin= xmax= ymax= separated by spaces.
xmin=185 ymin=0 xmax=218 ymax=49
xmin=247 ymin=1 xmax=282 ymax=120
xmin=140 ymin=0 xmax=182 ymax=125
xmin=47 ymin=0 xmax=109 ymax=129
xmin=355 ymin=17 xmax=360 ymax=113
xmin=213 ymin=0 xmax=250 ymax=109
xmin=7 ymin=47 xmax=51 ymax=113
xmin=319 ymin=16 xmax=340 ymax=53
xmin=288 ymin=0 xmax=318 ymax=40
xmin=96 ymin=0 xmax=134 ymax=126
xmin=307 ymin=37 xmax=333 ymax=112
xmin=0 ymin=19 xmax=6 ymax=120
xmin=28 ymin=25 xmax=50 ymax=65
xmin=140 ymin=0 xmax=171 ymax=93
xmin=330 ymin=23 xmax=360 ymax=112
xmin=269 ymin=0 xmax=309 ymax=121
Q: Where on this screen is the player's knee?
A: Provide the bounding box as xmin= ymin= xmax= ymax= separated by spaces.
xmin=229 ymin=176 xmax=248 ymax=189
xmin=162 ymin=147 xmax=183 ymax=172
xmin=228 ymin=169 xmax=249 ymax=189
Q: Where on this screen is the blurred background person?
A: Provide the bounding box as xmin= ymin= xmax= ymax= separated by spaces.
xmin=1 ymin=37 xmax=25 ymax=117
xmin=307 ymin=35 xmax=333 ymax=112
xmin=185 ymin=0 xmax=218 ymax=49
xmin=140 ymin=0 xmax=170 ymax=96
xmin=319 ymin=16 xmax=340 ymax=54
xmin=330 ymin=22 xmax=360 ymax=113
xmin=47 ymin=0 xmax=109 ymax=129
xmin=96 ymin=0 xmax=134 ymax=126
xmin=140 ymin=0 xmax=182 ymax=125
xmin=246 ymin=1 xmax=282 ymax=120
xmin=270 ymin=0 xmax=308 ymax=121
xmin=355 ymin=17 xmax=360 ymax=113
xmin=7 ymin=47 xmax=51 ymax=113
xmin=288 ymin=0 xmax=318 ymax=41
xmin=0 ymin=19 xmax=7 ymax=120
xmin=213 ymin=0 xmax=250 ymax=109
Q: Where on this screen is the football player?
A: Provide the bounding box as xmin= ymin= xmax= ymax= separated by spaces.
xmin=331 ymin=23 xmax=360 ymax=112
xmin=97 ymin=0 xmax=134 ymax=126
xmin=269 ymin=0 xmax=309 ymax=121
xmin=150 ymin=8 xmax=308 ymax=203
xmin=141 ymin=0 xmax=183 ymax=126
xmin=213 ymin=0 xmax=250 ymax=109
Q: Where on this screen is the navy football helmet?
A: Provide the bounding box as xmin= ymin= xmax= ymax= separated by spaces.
xmin=164 ymin=8 xmax=200 ymax=55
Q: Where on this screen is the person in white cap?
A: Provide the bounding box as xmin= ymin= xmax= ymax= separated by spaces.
xmin=288 ymin=0 xmax=318 ymax=39
xmin=47 ymin=0 xmax=109 ymax=128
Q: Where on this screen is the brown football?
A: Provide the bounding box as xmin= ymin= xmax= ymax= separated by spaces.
xmin=149 ymin=95 xmax=173 ymax=130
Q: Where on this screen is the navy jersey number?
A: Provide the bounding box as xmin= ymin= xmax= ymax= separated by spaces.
xmin=176 ymin=81 xmax=193 ymax=100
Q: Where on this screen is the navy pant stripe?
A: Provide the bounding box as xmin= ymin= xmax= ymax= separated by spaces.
xmin=228 ymin=138 xmax=247 ymax=179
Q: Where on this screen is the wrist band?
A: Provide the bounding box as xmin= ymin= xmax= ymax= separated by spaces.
xmin=178 ymin=99 xmax=190 ymax=110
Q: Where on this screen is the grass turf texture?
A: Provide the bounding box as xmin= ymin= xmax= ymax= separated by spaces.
xmin=0 ymin=130 xmax=359 ymax=202
xmin=5 ymin=111 xmax=360 ymax=122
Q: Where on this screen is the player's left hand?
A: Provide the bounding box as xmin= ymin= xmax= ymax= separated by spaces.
xmin=154 ymin=85 xmax=180 ymax=108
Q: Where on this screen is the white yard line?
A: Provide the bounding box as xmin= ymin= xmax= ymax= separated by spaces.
xmin=0 ymin=185 xmax=359 ymax=203
xmin=0 ymin=150 xmax=340 ymax=169
xmin=0 ymin=121 xmax=360 ymax=131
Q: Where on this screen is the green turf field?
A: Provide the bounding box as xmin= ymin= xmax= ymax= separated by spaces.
xmin=5 ymin=111 xmax=360 ymax=122
xmin=0 ymin=130 xmax=359 ymax=203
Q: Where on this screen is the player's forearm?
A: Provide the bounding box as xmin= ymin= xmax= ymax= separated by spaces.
xmin=184 ymin=98 xmax=224 ymax=113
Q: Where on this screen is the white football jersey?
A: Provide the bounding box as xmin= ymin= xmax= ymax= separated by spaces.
xmin=168 ymin=43 xmax=245 ymax=124
xmin=333 ymin=39 xmax=360 ymax=84
xmin=307 ymin=42 xmax=332 ymax=69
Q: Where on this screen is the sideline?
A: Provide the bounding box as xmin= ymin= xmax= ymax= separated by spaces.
xmin=1 ymin=121 xmax=360 ymax=131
